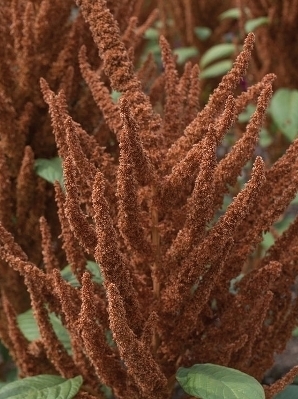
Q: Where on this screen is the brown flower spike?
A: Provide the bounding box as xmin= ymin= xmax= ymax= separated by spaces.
xmin=0 ymin=2 xmax=297 ymax=399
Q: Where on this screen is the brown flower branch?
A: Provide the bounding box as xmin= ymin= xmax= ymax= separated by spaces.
xmin=92 ymin=171 xmax=144 ymax=335
xmin=0 ymin=2 xmax=297 ymax=399
xmin=39 ymin=216 xmax=59 ymax=273
xmin=107 ymin=283 xmax=168 ymax=399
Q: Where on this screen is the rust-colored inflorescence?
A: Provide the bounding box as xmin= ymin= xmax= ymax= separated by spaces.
xmin=0 ymin=1 xmax=298 ymax=399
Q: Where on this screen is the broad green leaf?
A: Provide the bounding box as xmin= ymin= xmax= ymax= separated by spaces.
xmin=17 ymin=261 xmax=106 ymax=357
xmin=275 ymin=216 xmax=293 ymax=235
xmin=238 ymin=106 xmax=273 ymax=146
xmin=200 ymin=60 xmax=233 ymax=79
xmin=292 ymin=326 xmax=298 ymax=337
xmin=0 ymin=375 xmax=82 ymax=399
xmin=293 ymin=376 xmax=298 ymax=385
xmin=110 ymin=90 xmax=121 ymax=104
xmin=273 ymin=385 xmax=298 ymax=398
xmin=219 ymin=7 xmax=250 ymax=20
xmin=219 ymin=8 xmax=241 ymax=20
xmin=238 ymin=104 xmax=256 ymax=123
xmin=0 ymin=342 xmax=18 ymax=385
xmin=61 ymin=261 xmax=103 ymax=287
xmin=155 ymin=19 xmax=174 ymax=29
xmin=261 ymin=232 xmax=274 ymax=251
xmin=86 ymin=260 xmax=103 ymax=285
xmin=176 ymin=364 xmax=265 ymax=399
xmin=245 ymin=17 xmax=269 ymax=33
xmin=222 ymin=194 xmax=233 ymax=210
xmin=200 ymin=43 xmax=236 ymax=68
xmin=100 ymin=385 xmax=113 ymax=399
xmin=34 ymin=158 xmax=63 ymax=186
xmin=60 ymin=264 xmax=81 ymax=288
xmin=268 ymin=88 xmax=298 ymax=141
xmin=17 ymin=309 xmax=71 ymax=354
xmin=259 ymin=128 xmax=273 ymax=147
xmin=194 ymin=27 xmax=212 ymax=41
xmin=173 ymin=47 xmax=198 ymax=65
xmin=145 ymin=43 xmax=160 ymax=55
xmin=141 ymin=42 xmax=161 ymax=63
xmin=144 ymin=27 xmax=159 ymax=40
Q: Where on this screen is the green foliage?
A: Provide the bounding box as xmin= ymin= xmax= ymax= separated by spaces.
xmin=176 ymin=364 xmax=265 ymax=399
xmin=200 ymin=60 xmax=233 ymax=79
xmin=0 ymin=343 xmax=17 ymax=388
xmin=261 ymin=215 xmax=294 ymax=253
xmin=61 ymin=260 xmax=103 ymax=287
xmin=110 ymin=90 xmax=121 ymax=104
xmin=34 ymin=157 xmax=63 ymax=186
xmin=17 ymin=261 xmax=103 ymax=353
xmin=16 ymin=262 xmax=111 ymax=356
xmin=292 ymin=326 xmax=298 ymax=337
xmin=261 ymin=231 xmax=275 ymax=252
xmin=268 ymin=88 xmax=298 ymax=141
xmin=244 ymin=17 xmax=269 ymax=33
xmin=219 ymin=8 xmax=250 ymax=20
xmin=200 ymin=8 xmax=269 ymax=82
xmin=0 ymin=375 xmax=82 ymax=399
xmin=143 ymin=26 xmax=199 ymax=65
xmin=238 ymin=104 xmax=256 ymax=124
xmin=173 ymin=47 xmax=199 ymax=65
xmin=259 ymin=128 xmax=273 ymax=147
xmin=200 ymin=44 xmax=237 ymax=69
xmin=194 ymin=27 xmax=212 ymax=41
xmin=273 ymin=385 xmax=298 ymax=399
xmin=219 ymin=5 xmax=269 ymax=34
xmin=17 ymin=309 xmax=72 ymax=354
xmin=144 ymin=27 xmax=159 ymax=41
xmin=238 ymin=104 xmax=272 ymax=147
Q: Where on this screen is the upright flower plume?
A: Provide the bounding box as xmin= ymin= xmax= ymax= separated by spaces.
xmin=0 ymin=2 xmax=297 ymax=399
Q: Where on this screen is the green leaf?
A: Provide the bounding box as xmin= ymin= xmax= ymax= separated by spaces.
xmin=292 ymin=326 xmax=298 ymax=337
xmin=146 ymin=43 xmax=161 ymax=55
xmin=259 ymin=128 xmax=273 ymax=147
xmin=60 ymin=261 xmax=103 ymax=288
xmin=194 ymin=27 xmax=212 ymax=41
xmin=176 ymin=364 xmax=265 ymax=399
xmin=200 ymin=43 xmax=237 ymax=68
xmin=144 ymin=27 xmax=159 ymax=40
xmin=17 ymin=263 xmax=104 ymax=356
xmin=222 ymin=194 xmax=233 ymax=211
xmin=173 ymin=47 xmax=198 ymax=65
xmin=291 ymin=193 xmax=298 ymax=205
xmin=100 ymin=385 xmax=113 ymax=399
xmin=0 ymin=375 xmax=83 ymax=399
xmin=245 ymin=17 xmax=269 ymax=33
xmin=200 ymin=60 xmax=233 ymax=79
xmin=261 ymin=232 xmax=275 ymax=251
xmin=60 ymin=265 xmax=81 ymax=288
xmin=275 ymin=216 xmax=293 ymax=235
xmin=85 ymin=260 xmax=103 ymax=285
xmin=110 ymin=90 xmax=121 ymax=104
xmin=34 ymin=158 xmax=63 ymax=186
xmin=238 ymin=104 xmax=256 ymax=123
xmin=17 ymin=309 xmax=71 ymax=354
xmin=219 ymin=7 xmax=251 ymax=20
xmin=268 ymin=88 xmax=298 ymax=141
xmin=141 ymin=42 xmax=161 ymax=63
xmin=273 ymin=385 xmax=298 ymax=398
xmin=219 ymin=8 xmax=241 ymax=20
